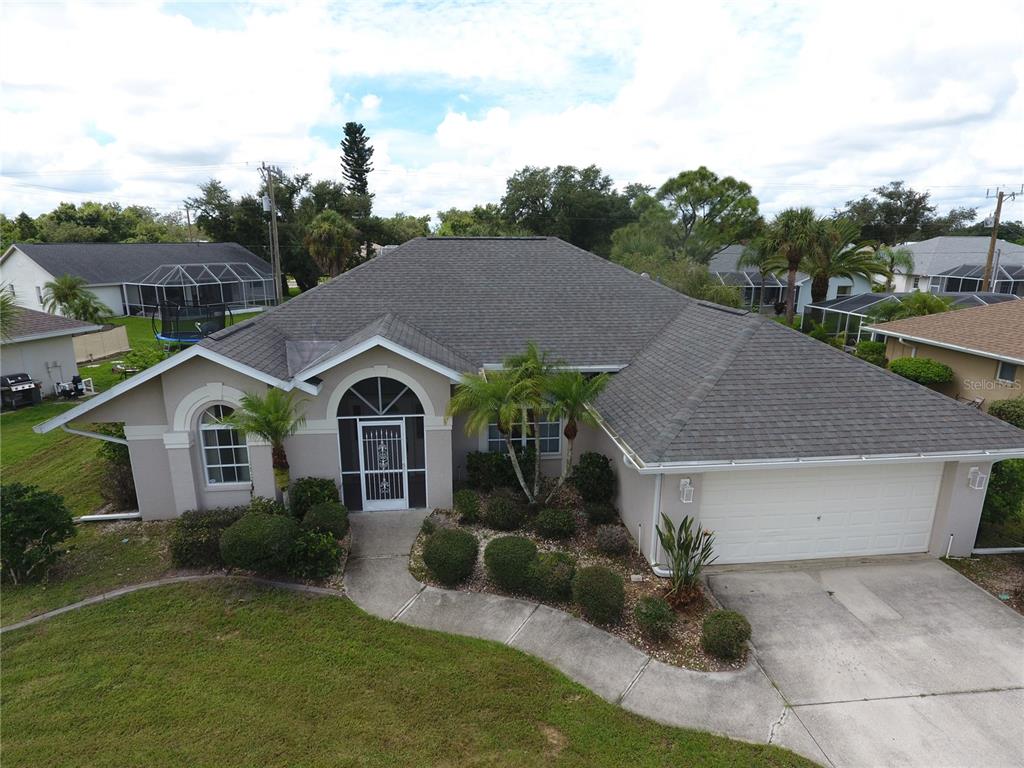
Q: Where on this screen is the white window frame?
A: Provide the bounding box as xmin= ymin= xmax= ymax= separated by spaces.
xmin=996 ymin=360 xmax=1018 ymax=385
xmin=199 ymin=404 xmax=251 ymax=485
xmin=488 ymin=409 xmax=561 ymax=457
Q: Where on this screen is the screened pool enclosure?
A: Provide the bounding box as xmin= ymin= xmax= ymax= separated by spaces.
xmin=124 ymin=262 xmax=275 ymax=316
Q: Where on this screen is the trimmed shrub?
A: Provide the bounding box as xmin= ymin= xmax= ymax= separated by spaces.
xmin=989 ymin=395 xmax=1024 ymax=430
xmin=169 ymin=506 xmax=248 ymax=567
xmin=594 ymin=524 xmax=631 ymax=555
xmin=701 ymin=610 xmax=752 ymax=660
xmin=288 ymin=477 xmax=340 ymax=518
xmin=249 ymin=496 xmax=288 ymax=516
xmin=484 ymin=535 xmax=538 ymax=593
xmin=422 ymin=528 xmax=478 ymax=586
xmin=0 ymin=484 xmax=76 ymax=584
xmin=466 ymin=448 xmax=536 ymax=491
xmin=482 ymin=490 xmax=526 ymax=531
xmin=534 ymin=507 xmax=576 ymax=539
xmin=584 ymin=502 xmax=618 ymax=526
xmin=220 ymin=513 xmax=300 ymax=574
xmin=572 ymin=452 xmax=616 ymax=504
xmin=288 ymin=531 xmax=341 ymax=580
xmin=528 ymin=550 xmax=576 ymax=601
xmin=572 ymin=565 xmax=625 ymax=625
xmin=302 ymin=501 xmax=349 ymax=539
xmin=983 ymin=459 xmax=1024 ymax=526
xmin=454 ymin=489 xmax=481 ymax=524
xmin=889 ymin=357 xmax=954 ymax=386
xmin=634 ymin=596 xmax=675 ymax=641
xmin=855 ymin=340 xmax=887 ymax=367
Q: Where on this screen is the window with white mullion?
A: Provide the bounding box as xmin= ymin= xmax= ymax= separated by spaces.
xmin=199 ymin=404 xmax=251 ymax=484
xmin=487 ymin=409 xmax=560 ymax=456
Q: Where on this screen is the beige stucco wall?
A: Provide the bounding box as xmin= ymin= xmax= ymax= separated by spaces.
xmin=929 ymin=460 xmax=994 ymax=557
xmin=884 ymin=338 xmax=1022 ymax=410
xmin=88 ymin=377 xmax=165 ymax=425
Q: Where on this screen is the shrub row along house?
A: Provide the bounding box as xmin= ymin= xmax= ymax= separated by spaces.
xmin=35 ymin=237 xmax=1024 ymax=564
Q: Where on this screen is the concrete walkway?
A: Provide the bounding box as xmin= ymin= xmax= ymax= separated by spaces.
xmin=344 ymin=509 xmax=828 ymax=765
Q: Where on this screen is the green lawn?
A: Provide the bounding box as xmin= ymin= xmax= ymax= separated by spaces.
xmin=1 ymin=582 xmax=812 ymax=768
xmin=1 ymin=521 xmax=175 ymax=627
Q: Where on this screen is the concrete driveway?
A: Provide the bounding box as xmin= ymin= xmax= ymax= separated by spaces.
xmin=709 ymin=557 xmax=1024 ymax=768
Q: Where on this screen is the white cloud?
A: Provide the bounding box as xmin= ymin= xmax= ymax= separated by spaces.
xmin=1 ymin=0 xmax=1022 ymax=225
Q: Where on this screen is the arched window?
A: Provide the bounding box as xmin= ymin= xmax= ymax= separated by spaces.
xmin=199 ymin=404 xmax=250 ymax=484
xmin=337 ymin=377 xmax=425 ymax=510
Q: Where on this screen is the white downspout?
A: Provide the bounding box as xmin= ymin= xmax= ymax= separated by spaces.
xmin=651 ymin=474 xmax=672 ymax=577
xmin=61 ymin=424 xmax=128 ymax=445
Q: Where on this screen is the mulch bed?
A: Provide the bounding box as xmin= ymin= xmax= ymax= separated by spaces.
xmin=945 ymin=553 xmax=1024 ymax=615
xmin=410 ymin=505 xmax=744 ymax=672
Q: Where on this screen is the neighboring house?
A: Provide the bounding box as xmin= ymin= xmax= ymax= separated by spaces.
xmin=35 ymin=237 xmax=1024 ymax=564
xmin=708 ymin=244 xmax=872 ymax=316
xmin=803 ymin=291 xmax=1020 ymax=342
xmin=891 ymin=236 xmax=1024 ymax=295
xmin=864 ymin=300 xmax=1024 ymax=411
xmin=0 ymin=307 xmax=101 ymax=391
xmin=0 ymin=242 xmax=276 ymax=317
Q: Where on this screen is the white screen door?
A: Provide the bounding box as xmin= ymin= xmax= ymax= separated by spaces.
xmin=358 ymin=420 xmax=408 ymax=511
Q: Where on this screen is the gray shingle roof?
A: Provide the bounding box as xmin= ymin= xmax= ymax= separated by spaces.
xmin=899 ymin=236 xmax=1024 ymax=276
xmin=200 ymin=236 xmax=1024 ymax=463
xmin=1 ymin=307 xmax=99 ymax=343
xmin=10 ymin=242 xmax=270 ymax=285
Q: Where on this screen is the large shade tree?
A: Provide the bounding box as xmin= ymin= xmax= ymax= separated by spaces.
xmin=840 ymin=181 xmax=976 ymax=245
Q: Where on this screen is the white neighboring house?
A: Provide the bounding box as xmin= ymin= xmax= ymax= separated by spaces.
xmin=891 ymin=236 xmax=1024 ymax=295
xmin=0 ymin=242 xmax=275 ymax=317
xmin=0 ymin=307 xmax=101 ymax=393
xmin=709 ymin=244 xmax=873 ymax=316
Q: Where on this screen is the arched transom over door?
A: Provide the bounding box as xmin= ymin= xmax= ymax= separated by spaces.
xmin=337 ymin=377 xmax=425 ymax=511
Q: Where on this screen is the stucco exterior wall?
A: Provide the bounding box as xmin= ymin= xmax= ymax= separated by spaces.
xmin=929 ymin=460 xmax=993 ymax=557
xmin=88 ymin=377 xmax=165 ymax=425
xmin=127 ymin=438 xmax=176 ymax=520
xmin=0 ymin=335 xmax=79 ymax=391
xmin=884 ymin=338 xmax=1022 ymax=409
xmin=87 ymin=285 xmax=125 ymax=316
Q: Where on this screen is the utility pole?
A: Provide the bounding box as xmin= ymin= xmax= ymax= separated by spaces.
xmin=184 ymin=205 xmax=194 ymax=243
xmin=260 ymin=163 xmax=284 ymax=304
xmin=982 ymin=185 xmax=1022 ymax=292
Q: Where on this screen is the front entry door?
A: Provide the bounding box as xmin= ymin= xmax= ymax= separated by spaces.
xmin=357 ymin=420 xmax=408 ymax=511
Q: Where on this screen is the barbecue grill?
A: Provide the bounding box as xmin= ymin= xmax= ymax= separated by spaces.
xmin=0 ymin=373 xmax=42 ymax=410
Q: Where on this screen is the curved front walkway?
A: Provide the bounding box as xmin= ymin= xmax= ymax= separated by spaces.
xmin=343 ymin=509 xmax=828 ymax=765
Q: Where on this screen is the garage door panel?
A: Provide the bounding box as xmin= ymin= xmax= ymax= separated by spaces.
xmin=699 ymin=464 xmax=942 ymax=564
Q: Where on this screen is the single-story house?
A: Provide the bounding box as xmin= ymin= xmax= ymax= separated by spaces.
xmin=803 ymin=291 xmax=1020 ymax=342
xmin=0 ymin=242 xmax=276 ymax=317
xmin=891 ymin=236 xmax=1024 ymax=295
xmin=708 ymin=244 xmax=873 ymax=316
xmin=864 ymin=300 xmax=1024 ymax=411
xmin=0 ymin=307 xmax=101 ymax=392
xmin=35 ymin=237 xmax=1024 ymax=565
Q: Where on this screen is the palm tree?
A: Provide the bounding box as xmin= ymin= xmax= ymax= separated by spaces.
xmin=503 ymin=342 xmax=558 ymax=500
xmin=800 ymin=218 xmax=891 ymax=304
xmin=42 ymin=274 xmax=106 ymax=320
xmin=867 ymin=292 xmax=954 ymax=323
xmin=304 ymin=209 xmax=360 ymax=277
xmin=228 ymin=389 xmax=307 ymax=487
xmin=758 ymin=207 xmax=819 ymax=324
xmin=877 ymin=246 xmax=915 ymax=291
xmin=545 ymin=370 xmax=610 ymax=489
xmin=447 ymin=371 xmax=536 ymax=502
xmin=0 ymin=284 xmax=22 ymax=340
xmin=737 ymin=242 xmax=773 ymax=310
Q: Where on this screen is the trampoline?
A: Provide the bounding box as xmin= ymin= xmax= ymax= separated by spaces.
xmin=152 ymin=302 xmax=232 ymax=346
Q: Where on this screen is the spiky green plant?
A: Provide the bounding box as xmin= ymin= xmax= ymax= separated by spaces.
xmin=656 ymin=513 xmax=717 ymax=606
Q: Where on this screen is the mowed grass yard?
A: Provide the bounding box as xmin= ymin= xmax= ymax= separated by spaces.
xmin=1 ymin=581 xmax=813 ymax=768
xmin=2 ymin=316 xmax=185 ymax=514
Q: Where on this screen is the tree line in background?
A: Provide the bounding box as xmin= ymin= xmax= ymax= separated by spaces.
xmin=4 ymin=138 xmax=1023 ymax=304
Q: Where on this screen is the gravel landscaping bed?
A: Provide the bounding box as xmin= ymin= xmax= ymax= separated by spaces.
xmin=410 ymin=504 xmax=744 ymax=672
xmin=945 ymin=553 xmax=1024 ymax=615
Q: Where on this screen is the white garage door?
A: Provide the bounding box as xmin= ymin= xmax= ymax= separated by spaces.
xmin=698 ymin=463 xmax=943 ymax=564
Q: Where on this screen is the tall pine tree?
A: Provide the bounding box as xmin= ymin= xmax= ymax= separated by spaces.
xmin=340 ymin=122 xmax=374 ymax=219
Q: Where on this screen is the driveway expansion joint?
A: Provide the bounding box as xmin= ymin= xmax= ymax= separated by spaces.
xmin=790 ymin=685 xmax=1024 ymax=709
xmin=616 ymin=656 xmax=652 ymax=705
xmin=504 ymin=602 xmax=540 ymax=645
xmin=391 ymin=584 xmax=426 ymax=621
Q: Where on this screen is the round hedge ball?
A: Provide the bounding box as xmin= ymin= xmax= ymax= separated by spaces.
xmin=422 ymin=528 xmax=479 ymax=586
xmin=484 ymin=535 xmax=538 ymax=593
xmin=220 ymin=513 xmax=300 ymax=574
xmin=572 ymin=565 xmax=625 ymax=625
xmin=701 ymin=610 xmax=752 ymax=660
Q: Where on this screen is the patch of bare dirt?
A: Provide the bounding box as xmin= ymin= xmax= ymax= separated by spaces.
xmin=945 ymin=553 xmax=1024 ymax=615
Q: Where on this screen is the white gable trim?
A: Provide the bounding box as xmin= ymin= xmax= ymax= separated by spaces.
xmin=32 ymin=345 xmax=318 ymax=435
xmin=294 ymin=335 xmax=463 ymax=383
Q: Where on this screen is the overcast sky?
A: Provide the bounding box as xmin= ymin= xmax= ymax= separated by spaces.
xmin=2 ymin=0 xmax=1023 ymax=225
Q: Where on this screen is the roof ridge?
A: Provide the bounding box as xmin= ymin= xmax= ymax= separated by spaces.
xmin=646 ymin=311 xmax=764 ymax=461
